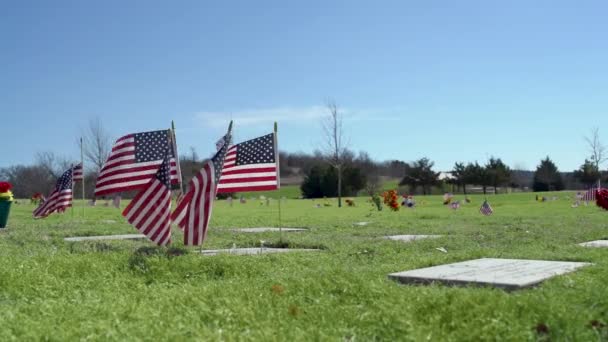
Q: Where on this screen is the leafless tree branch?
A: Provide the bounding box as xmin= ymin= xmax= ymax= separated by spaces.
xmin=82 ymin=117 xmax=112 ymax=172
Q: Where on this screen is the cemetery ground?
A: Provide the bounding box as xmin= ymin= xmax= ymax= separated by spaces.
xmin=2 ymin=193 xmax=608 ymax=340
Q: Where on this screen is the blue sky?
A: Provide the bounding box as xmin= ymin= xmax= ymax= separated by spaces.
xmin=1 ymin=0 xmax=607 ymax=172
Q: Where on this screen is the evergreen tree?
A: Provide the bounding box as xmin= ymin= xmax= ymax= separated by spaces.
xmin=485 ymin=157 xmax=511 ymax=194
xmin=533 ymin=157 xmax=564 ymax=191
xmin=451 ymin=162 xmax=468 ymax=195
xmin=574 ymin=159 xmax=601 ymax=188
xmin=300 ymin=165 xmax=325 ymax=198
xmin=399 ymin=158 xmax=439 ymax=195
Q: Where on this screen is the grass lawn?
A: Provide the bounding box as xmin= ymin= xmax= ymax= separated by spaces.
xmin=1 ymin=192 xmax=608 ymax=340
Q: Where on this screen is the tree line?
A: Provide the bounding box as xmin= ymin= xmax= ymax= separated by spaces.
xmin=1 ymin=117 xmax=606 ymax=199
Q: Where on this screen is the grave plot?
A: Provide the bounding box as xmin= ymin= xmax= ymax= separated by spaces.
xmin=388 ymin=258 xmax=591 ymax=290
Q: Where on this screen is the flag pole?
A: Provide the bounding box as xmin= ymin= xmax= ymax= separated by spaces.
xmin=70 ymin=163 xmax=75 ymax=218
xmin=274 ymin=122 xmax=282 ymax=242
xmin=171 ymin=121 xmax=184 ymax=195
xmin=81 ymin=137 xmax=85 ymax=218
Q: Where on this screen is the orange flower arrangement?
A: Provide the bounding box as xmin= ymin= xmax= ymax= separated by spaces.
xmin=382 ymin=190 xmax=400 ymax=211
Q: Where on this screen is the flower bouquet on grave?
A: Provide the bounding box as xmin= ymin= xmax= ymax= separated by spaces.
xmin=382 ymin=190 xmax=400 ymax=212
xmin=596 ymin=188 xmax=608 ymax=211
xmin=0 ymin=182 xmax=14 ymax=228
xmin=31 ymin=192 xmax=43 ymax=205
xmin=345 ymin=199 xmax=355 ymax=207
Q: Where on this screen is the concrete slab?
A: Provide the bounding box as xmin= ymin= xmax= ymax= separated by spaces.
xmin=200 ymin=247 xmax=320 ymax=256
xmin=64 ymin=234 xmax=146 ymax=242
xmin=579 ymin=240 xmax=608 ymax=248
xmin=388 ymin=258 xmax=591 ymax=290
xmin=384 ymin=235 xmax=442 ymax=242
xmin=231 ymin=228 xmax=308 ymax=233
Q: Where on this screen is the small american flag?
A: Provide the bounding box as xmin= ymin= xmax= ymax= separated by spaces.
xmin=72 ymin=163 xmax=83 ymax=181
xmin=582 ymin=188 xmax=597 ymax=202
xmin=122 ymin=157 xmax=173 ymax=246
xmin=33 ymin=166 xmax=74 ymax=218
xmin=94 ymin=130 xmax=179 ymax=197
xmin=171 ymin=130 xmax=232 ymax=246
xmin=216 ymin=133 xmax=279 ymax=193
xmin=451 ymin=201 xmax=460 ymax=210
xmin=479 ymin=200 xmax=493 ymax=216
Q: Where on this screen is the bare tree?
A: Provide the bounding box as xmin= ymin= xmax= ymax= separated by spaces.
xmin=585 ymin=127 xmax=607 ymax=187
xmin=321 ymin=100 xmax=348 ymax=207
xmin=82 ymin=117 xmax=112 ymax=172
xmin=35 ymin=151 xmax=73 ymax=178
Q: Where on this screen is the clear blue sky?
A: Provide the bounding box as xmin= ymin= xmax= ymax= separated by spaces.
xmin=2 ymin=0 xmax=607 ymax=172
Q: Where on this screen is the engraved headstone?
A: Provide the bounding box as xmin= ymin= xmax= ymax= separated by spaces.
xmin=389 ymin=258 xmax=591 ymax=290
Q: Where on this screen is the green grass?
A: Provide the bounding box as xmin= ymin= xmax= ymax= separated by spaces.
xmin=2 ymin=192 xmax=608 ymax=340
xmin=239 ymin=184 xmax=302 ymax=199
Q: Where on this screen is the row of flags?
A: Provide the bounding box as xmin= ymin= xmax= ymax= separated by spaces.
xmin=34 ymin=122 xmax=280 ymax=247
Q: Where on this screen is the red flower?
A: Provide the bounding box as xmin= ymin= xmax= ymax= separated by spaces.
xmin=0 ymin=182 xmax=11 ymax=193
xmin=596 ymin=189 xmax=608 ymax=211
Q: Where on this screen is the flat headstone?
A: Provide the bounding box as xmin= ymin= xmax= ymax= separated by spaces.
xmin=579 ymin=240 xmax=608 ymax=248
xmin=354 ymin=222 xmax=371 ymax=226
xmin=232 ymin=227 xmax=307 ymax=233
xmin=64 ymin=234 xmax=146 ymax=242
xmin=200 ymin=248 xmax=320 ymax=256
xmin=101 ymin=220 xmax=117 ymax=224
xmin=384 ymin=235 xmax=442 ymax=242
xmin=389 ymin=258 xmax=591 ymax=290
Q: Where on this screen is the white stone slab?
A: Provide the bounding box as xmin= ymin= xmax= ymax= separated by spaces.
xmin=354 ymin=222 xmax=371 ymax=226
xmin=64 ymin=234 xmax=146 ymax=242
xmin=384 ymin=235 xmax=442 ymax=242
xmin=389 ymin=258 xmax=591 ymax=290
xmin=232 ymin=227 xmax=308 ymax=233
xmin=579 ymin=240 xmax=608 ymax=248
xmin=200 ymin=248 xmax=320 ymax=256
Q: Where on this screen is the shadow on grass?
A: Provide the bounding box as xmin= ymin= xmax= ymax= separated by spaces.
xmin=251 ymin=239 xmax=327 ymax=250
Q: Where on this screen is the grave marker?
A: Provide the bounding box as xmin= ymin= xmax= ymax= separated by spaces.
xmin=384 ymin=235 xmax=442 ymax=242
xmin=579 ymin=240 xmax=608 ymax=248
xmin=200 ymin=247 xmax=320 ymax=256
xmin=232 ymin=227 xmax=307 ymax=233
xmin=389 ymin=258 xmax=591 ymax=290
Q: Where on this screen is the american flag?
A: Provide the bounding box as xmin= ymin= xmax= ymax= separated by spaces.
xmin=171 ymin=131 xmax=232 ymax=246
xmin=122 ymin=157 xmax=173 ymax=246
xmin=216 ymin=133 xmax=279 ymax=193
xmin=582 ymin=188 xmax=597 ymax=202
xmin=33 ymin=166 xmax=74 ymax=218
xmin=479 ymin=200 xmax=493 ymax=216
xmin=94 ymin=130 xmax=179 ymax=197
xmin=72 ymin=163 xmax=83 ymax=181
xmin=451 ymin=201 xmax=460 ymax=210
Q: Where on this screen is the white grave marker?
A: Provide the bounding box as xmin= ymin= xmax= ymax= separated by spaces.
xmin=384 ymin=235 xmax=442 ymax=242
xmin=200 ymin=248 xmax=320 ymax=256
xmin=389 ymin=258 xmax=591 ymax=290
xmin=232 ymin=227 xmax=307 ymax=233
xmin=579 ymin=240 xmax=608 ymax=248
